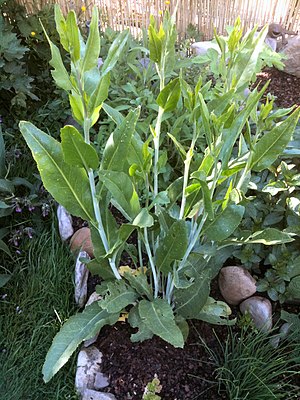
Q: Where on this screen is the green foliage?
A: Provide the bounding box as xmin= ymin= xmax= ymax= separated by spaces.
xmin=142 ymin=375 xmax=162 ymax=400
xmin=204 ymin=325 xmax=300 ymax=399
xmin=19 ymin=6 xmax=300 ymax=382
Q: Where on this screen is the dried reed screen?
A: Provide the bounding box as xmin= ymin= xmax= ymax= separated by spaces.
xmin=15 ymin=0 xmax=300 ymax=39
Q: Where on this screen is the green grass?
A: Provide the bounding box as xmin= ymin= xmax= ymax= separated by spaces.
xmin=0 ymin=224 xmax=78 ymax=400
xmin=207 ymin=325 xmax=300 ymax=400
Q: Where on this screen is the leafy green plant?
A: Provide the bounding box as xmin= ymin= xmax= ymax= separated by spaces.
xmin=142 ymin=375 xmax=162 ymax=400
xmin=19 ymin=6 xmax=300 ymax=382
xmin=202 ymin=325 xmax=300 ymax=399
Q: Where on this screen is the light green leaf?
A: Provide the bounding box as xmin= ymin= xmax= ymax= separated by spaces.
xmin=148 ymin=24 xmax=163 ymax=64
xmin=203 ymin=204 xmax=245 ymax=241
xmin=139 ymin=298 xmax=184 ymax=348
xmin=42 ymin=302 xmax=119 ymax=382
xmin=61 ymin=125 xmax=99 ymax=170
xmin=69 ymin=92 xmax=84 ymax=125
xmin=101 ymin=30 xmax=129 ymax=77
xmin=132 ymin=208 xmax=154 ymax=228
xmin=128 ymin=305 xmax=154 ymax=342
xmin=42 ymin=27 xmax=72 ymax=91
xmin=124 ymin=272 xmax=153 ymax=300
xmin=82 ymin=7 xmax=100 ymax=72
xmin=19 ymin=121 xmax=94 ymax=221
xmin=156 ymin=78 xmax=181 ymax=112
xmin=88 ymin=73 xmax=110 ymax=113
xmin=236 ymin=228 xmax=294 ymax=245
xmin=99 ymin=280 xmax=138 ymax=313
xmin=54 ymin=5 xmax=68 ymax=52
xmin=66 ymin=11 xmax=80 ymax=62
xmin=251 ymin=107 xmax=300 ymax=172
xmin=101 ymin=108 xmax=140 ymax=172
xmin=98 ymin=170 xmax=140 ymax=220
xmin=156 ymin=220 xmax=188 ymax=274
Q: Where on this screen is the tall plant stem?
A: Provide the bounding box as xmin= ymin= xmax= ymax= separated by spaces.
xmin=143 ymin=227 xmax=159 ymax=298
xmin=153 ymin=107 xmax=164 ymax=199
xmin=83 ymin=118 xmax=122 ymax=280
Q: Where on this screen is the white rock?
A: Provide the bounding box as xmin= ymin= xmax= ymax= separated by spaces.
xmin=265 ymin=37 xmax=277 ymax=51
xmin=240 ymin=296 xmax=272 ymax=332
xmin=57 ymin=205 xmax=73 ymax=241
xmin=281 ymin=35 xmax=300 ymax=78
xmin=82 ymin=389 xmax=116 ymax=400
xmin=191 ymin=41 xmax=221 ymax=56
xmin=94 ymin=372 xmax=109 ymax=390
xmin=218 ymin=266 xmax=257 ymax=305
xmin=76 ymin=346 xmax=105 ymax=395
xmin=75 ymin=251 xmax=90 ymax=307
xmin=84 ymin=292 xmax=102 ymax=347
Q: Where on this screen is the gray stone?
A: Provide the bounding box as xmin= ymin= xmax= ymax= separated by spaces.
xmin=75 ymin=251 xmax=90 ymax=307
xmin=57 ymin=205 xmax=73 ymax=241
xmin=270 ymin=322 xmax=291 ymax=348
xmin=191 ymin=41 xmax=220 ymax=56
xmin=218 ymin=266 xmax=257 ymax=305
xmin=94 ymin=372 xmax=109 ymax=389
xmin=240 ymin=296 xmax=272 ymax=332
xmin=76 ymin=346 xmax=107 ymax=395
xmin=82 ymin=389 xmax=116 ymax=400
xmin=281 ymin=35 xmax=300 ymax=78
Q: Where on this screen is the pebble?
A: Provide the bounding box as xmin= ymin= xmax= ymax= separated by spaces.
xmin=218 ymin=266 xmax=257 ymax=305
xmin=57 ymin=205 xmax=74 ymax=241
xmin=240 ymin=296 xmax=272 ymax=332
xmin=81 ymin=389 xmax=116 ymax=400
xmin=70 ymin=227 xmax=94 ymax=257
xmin=75 ymin=251 xmax=90 ymax=307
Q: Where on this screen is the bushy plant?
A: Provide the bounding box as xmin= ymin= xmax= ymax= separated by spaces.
xmin=19 ymin=6 xmax=300 ymax=382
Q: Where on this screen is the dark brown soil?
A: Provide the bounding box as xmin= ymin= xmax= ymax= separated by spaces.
xmin=98 ymin=319 xmax=228 ymax=400
xmin=255 ymin=67 xmax=300 ymax=108
xmin=89 ymin=68 xmax=300 ymax=400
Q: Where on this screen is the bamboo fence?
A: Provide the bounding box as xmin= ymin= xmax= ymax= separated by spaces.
xmin=15 ymin=0 xmax=300 ymax=39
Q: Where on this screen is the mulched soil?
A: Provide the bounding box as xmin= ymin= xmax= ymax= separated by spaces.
xmin=89 ymin=68 xmax=299 ymax=400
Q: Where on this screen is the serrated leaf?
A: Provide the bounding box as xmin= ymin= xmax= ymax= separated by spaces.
xmin=42 ymin=302 xmax=119 ymax=382
xmin=19 ymin=121 xmax=94 ymax=221
xmin=101 ymin=108 xmax=140 ymax=172
xmin=128 ymin=305 xmax=153 ymax=342
xmin=99 ymin=280 xmax=138 ymax=313
xmin=61 ymin=125 xmax=99 ymax=170
xmin=139 ymin=298 xmax=184 ymax=348
xmin=203 ymin=204 xmax=244 ymax=241
xmin=251 ymin=108 xmax=300 ymax=171
xmin=156 ymin=220 xmax=188 ymax=274
xmin=124 ymin=272 xmax=153 ymax=300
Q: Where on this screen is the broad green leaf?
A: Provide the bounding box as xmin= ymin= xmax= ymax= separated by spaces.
xmin=98 ymin=280 xmax=138 ymax=313
xmin=156 ymin=78 xmax=181 ymax=112
xmin=251 ymin=108 xmax=300 ymax=172
xmin=102 ymin=103 xmax=124 ymax=125
xmin=139 ymin=298 xmax=184 ymax=348
xmin=132 ymin=208 xmax=154 ymax=228
xmin=128 ymin=305 xmax=153 ymax=342
xmin=0 ymin=274 xmax=11 ymax=288
xmin=19 ymin=121 xmax=94 ymax=221
xmin=203 ymin=204 xmax=245 ymax=241
xmin=101 ymin=30 xmax=129 ymax=77
xmin=174 ymin=271 xmax=210 ymax=319
xmin=42 ymin=302 xmax=119 ymax=382
xmin=156 ymin=220 xmax=188 ymax=274
xmin=234 ymin=228 xmax=294 ymax=245
xmin=61 ymin=125 xmax=99 ymax=170
xmin=124 ymin=272 xmax=153 ymax=300
xmin=88 ymin=73 xmax=110 ymax=113
xmin=148 ymin=24 xmax=163 ymax=64
xmin=82 ymin=7 xmax=100 ymax=73
xmin=54 ymin=5 xmax=68 ymax=52
xmin=98 ymin=170 xmax=140 ymax=220
xmin=66 ymin=11 xmax=80 ymax=62
xmin=196 ymin=297 xmax=235 ymax=325
xmin=69 ymin=92 xmax=84 ymax=125
xmin=288 ymin=276 xmax=300 ymax=300
xmin=101 ymin=108 xmax=140 ymax=172
xmin=42 ymin=27 xmax=72 ymax=91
